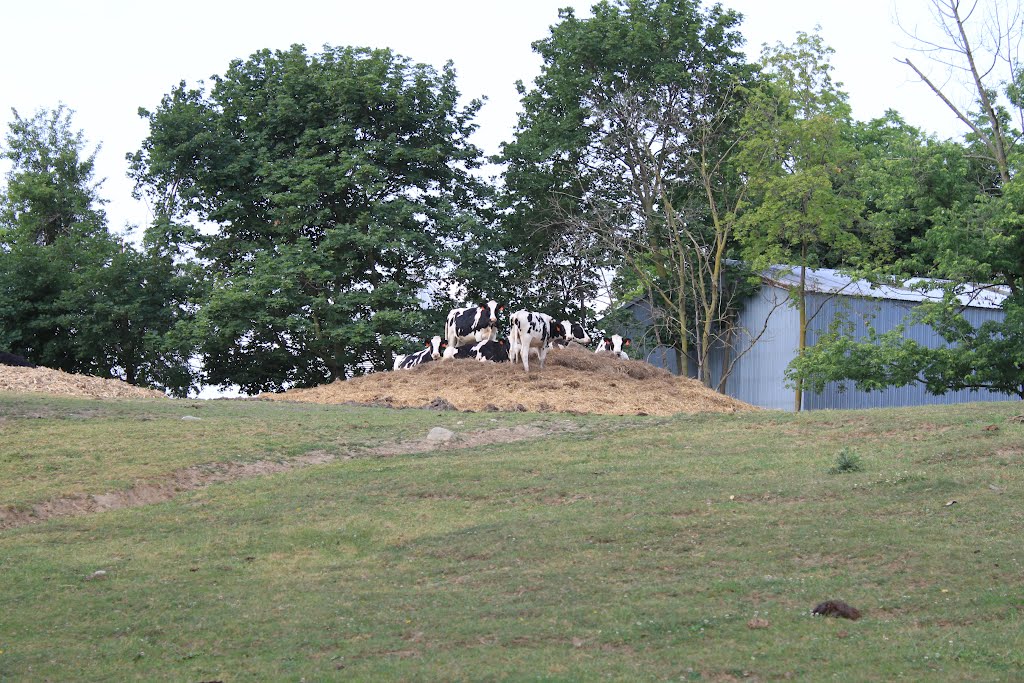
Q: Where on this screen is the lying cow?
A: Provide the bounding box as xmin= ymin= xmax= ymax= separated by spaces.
xmin=393 ymin=336 xmax=446 ymax=370
xmin=442 ymin=338 xmax=510 ymax=363
xmin=0 ymin=351 xmax=36 ymax=368
xmin=508 ymin=310 xmax=590 ymax=371
xmin=554 ymin=320 xmax=591 ymax=347
xmin=595 ymin=335 xmax=631 ymax=360
xmin=445 ymin=301 xmax=504 ymax=349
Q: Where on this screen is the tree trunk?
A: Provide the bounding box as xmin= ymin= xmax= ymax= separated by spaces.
xmin=794 ymin=258 xmax=807 ymax=412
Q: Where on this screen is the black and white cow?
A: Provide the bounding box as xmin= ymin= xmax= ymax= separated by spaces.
xmin=595 ymin=334 xmax=631 ymax=360
xmin=0 ymin=351 xmax=36 ymax=368
xmin=554 ymin=320 xmax=591 ymax=347
xmin=442 ymin=338 xmax=510 ymax=363
xmin=445 ymin=301 xmax=504 ymax=349
xmin=393 ymin=336 xmax=446 ymax=370
xmin=509 ymin=311 xmax=594 ymax=371
xmin=508 ymin=310 xmax=566 ymax=372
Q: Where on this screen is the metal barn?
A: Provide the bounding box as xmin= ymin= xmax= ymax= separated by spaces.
xmin=627 ymin=266 xmax=1015 ymax=411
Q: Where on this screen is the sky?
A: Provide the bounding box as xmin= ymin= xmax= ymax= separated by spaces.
xmin=1 ymin=0 xmax=971 ymax=237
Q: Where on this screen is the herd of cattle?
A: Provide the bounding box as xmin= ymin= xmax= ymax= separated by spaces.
xmin=393 ymin=301 xmax=631 ymax=372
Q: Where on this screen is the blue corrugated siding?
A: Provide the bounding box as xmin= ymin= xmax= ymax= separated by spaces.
xmin=709 ymin=285 xmax=800 ymax=411
xmin=709 ymin=284 xmax=1016 ymax=411
xmin=801 ymin=293 xmax=1015 ymax=410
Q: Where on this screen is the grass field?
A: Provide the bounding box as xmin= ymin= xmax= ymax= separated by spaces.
xmin=1 ymin=393 xmax=1022 ymax=681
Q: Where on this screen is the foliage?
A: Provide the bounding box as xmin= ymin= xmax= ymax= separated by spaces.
xmin=130 ymin=45 xmax=485 ymax=393
xmin=789 ymin=291 xmax=1024 ymax=399
xmin=501 ymin=0 xmax=757 ymax=378
xmin=851 ymin=112 xmax=977 ymax=266
xmin=735 ymin=31 xmax=864 ymax=272
xmin=829 ymin=446 xmax=863 ymax=474
xmin=1 ymin=107 xmax=199 ymax=394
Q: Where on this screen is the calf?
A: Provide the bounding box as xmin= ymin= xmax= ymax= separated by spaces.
xmin=0 ymin=351 xmax=36 ymax=368
xmin=508 ymin=310 xmax=567 ymax=372
xmin=393 ymin=336 xmax=446 ymax=370
xmin=445 ymin=301 xmax=503 ymax=349
xmin=595 ymin=334 xmax=631 ymax=360
xmin=443 ymin=338 xmax=510 ymax=363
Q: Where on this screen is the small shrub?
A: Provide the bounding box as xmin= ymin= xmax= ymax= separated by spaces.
xmin=829 ymin=447 xmax=863 ymax=474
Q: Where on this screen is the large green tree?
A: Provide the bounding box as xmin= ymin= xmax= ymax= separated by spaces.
xmin=501 ymin=0 xmax=757 ymax=382
xmin=790 ymin=1 xmax=1024 ymax=402
xmin=130 ymin=45 xmax=485 ymax=393
xmin=735 ymin=31 xmax=865 ymax=410
xmin=1 ymin=106 xmax=200 ymax=394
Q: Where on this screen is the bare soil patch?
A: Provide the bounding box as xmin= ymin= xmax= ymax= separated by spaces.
xmin=0 ymin=422 xmax=578 ymax=530
xmin=265 ymin=346 xmax=755 ymax=416
xmin=0 ymin=365 xmax=167 ymax=400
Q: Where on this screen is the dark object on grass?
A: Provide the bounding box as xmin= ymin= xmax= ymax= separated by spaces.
xmin=812 ymin=600 xmax=862 ymax=620
xmin=0 ymin=351 xmax=36 ymax=368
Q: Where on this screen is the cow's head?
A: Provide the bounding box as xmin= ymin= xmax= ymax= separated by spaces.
xmin=610 ymin=335 xmax=630 ymax=355
xmin=484 ymin=300 xmax=503 ymax=324
xmin=426 ymin=335 xmax=446 ymax=359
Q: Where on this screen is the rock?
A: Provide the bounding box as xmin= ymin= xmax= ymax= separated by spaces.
xmin=424 ymin=397 xmax=457 ymax=411
xmin=426 ymin=427 xmax=457 ymax=443
xmin=181 ymin=415 xmax=202 ymax=421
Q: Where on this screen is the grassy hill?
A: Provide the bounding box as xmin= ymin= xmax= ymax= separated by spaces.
xmin=1 ymin=393 xmax=1022 ymax=680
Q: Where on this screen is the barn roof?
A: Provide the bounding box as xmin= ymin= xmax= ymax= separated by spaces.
xmin=762 ymin=265 xmax=1009 ymax=310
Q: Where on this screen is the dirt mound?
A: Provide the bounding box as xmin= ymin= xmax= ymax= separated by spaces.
xmin=0 ymin=365 xmax=168 ymax=400
xmin=266 ymin=346 xmax=755 ymax=416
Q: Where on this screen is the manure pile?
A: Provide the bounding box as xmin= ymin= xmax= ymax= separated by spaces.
xmin=0 ymin=365 xmax=168 ymax=400
xmin=267 ymin=346 xmax=755 ymax=416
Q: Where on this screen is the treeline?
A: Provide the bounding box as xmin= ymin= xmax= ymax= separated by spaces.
xmin=2 ymin=0 xmax=1022 ymax=399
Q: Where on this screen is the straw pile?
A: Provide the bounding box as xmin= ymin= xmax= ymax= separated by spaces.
xmin=0 ymin=365 xmax=168 ymax=400
xmin=266 ymin=345 xmax=755 ymax=416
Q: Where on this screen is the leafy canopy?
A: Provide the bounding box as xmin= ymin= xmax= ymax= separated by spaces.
xmin=131 ymin=45 xmax=485 ymax=393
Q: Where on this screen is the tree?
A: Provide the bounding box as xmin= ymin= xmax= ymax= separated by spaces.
xmin=851 ymin=111 xmax=977 ymax=266
xmin=1 ymin=105 xmax=114 ymax=370
xmin=789 ymin=1 xmax=1024 ymax=402
xmin=130 ymin=45 xmax=485 ymax=393
xmin=1 ymin=105 xmax=201 ymax=393
xmin=501 ymin=0 xmax=758 ymax=385
xmin=897 ymin=0 xmax=1023 ymax=185
xmin=735 ymin=31 xmax=865 ymax=410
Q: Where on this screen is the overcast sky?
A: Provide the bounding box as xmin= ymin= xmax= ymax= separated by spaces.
xmin=2 ymin=0 xmax=969 ymax=235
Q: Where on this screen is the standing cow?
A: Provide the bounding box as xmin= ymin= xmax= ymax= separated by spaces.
xmin=445 ymin=301 xmax=504 ymax=349
xmin=507 ymin=310 xmax=586 ymax=371
xmin=393 ymin=336 xmax=447 ymax=370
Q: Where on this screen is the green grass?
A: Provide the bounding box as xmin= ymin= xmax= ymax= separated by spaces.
xmin=0 ymin=391 xmax=611 ymax=509
xmin=2 ymin=395 xmax=1023 ymax=680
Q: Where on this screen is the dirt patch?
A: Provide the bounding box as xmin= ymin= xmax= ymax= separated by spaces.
xmin=264 ymin=346 xmax=755 ymax=416
xmin=0 ymin=365 xmax=167 ymax=400
xmin=0 ymin=422 xmax=579 ymax=530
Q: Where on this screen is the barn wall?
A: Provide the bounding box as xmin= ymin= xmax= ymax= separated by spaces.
xmin=708 ymin=285 xmax=800 ymax=411
xmin=620 ymin=282 xmax=1015 ymax=411
xmin=801 ymin=293 xmax=1016 ymax=410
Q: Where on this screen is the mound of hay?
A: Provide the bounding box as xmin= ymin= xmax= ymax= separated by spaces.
xmin=0 ymin=365 xmax=168 ymax=400
xmin=267 ymin=345 xmax=755 ymax=416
